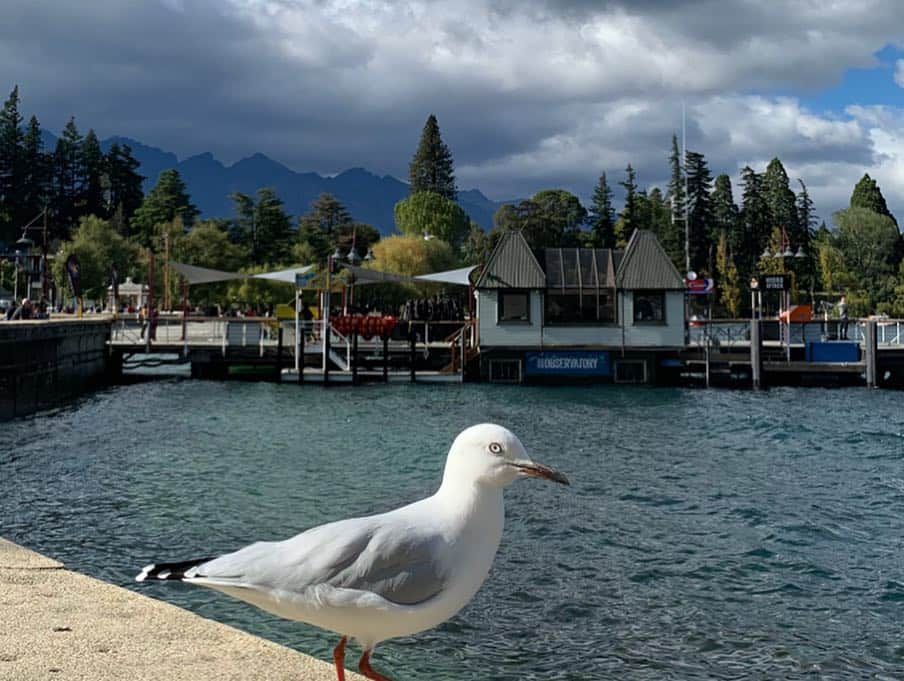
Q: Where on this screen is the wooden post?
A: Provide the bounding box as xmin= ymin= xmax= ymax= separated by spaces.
xmin=277 ymin=326 xmax=284 ymax=381
xmin=383 ymin=335 xmax=389 ymax=383
xmin=409 ymin=324 xmax=416 ymax=383
xmin=865 ymin=319 xmax=878 ymax=388
xmin=750 ymin=318 xmax=763 ymax=390
xmin=352 ymin=330 xmax=359 ymax=385
xmin=323 ymin=316 xmax=331 ymax=385
xmin=298 ymin=312 xmax=305 ymax=385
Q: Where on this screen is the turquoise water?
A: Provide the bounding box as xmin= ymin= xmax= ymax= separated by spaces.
xmin=3 ymin=381 xmax=904 ymax=679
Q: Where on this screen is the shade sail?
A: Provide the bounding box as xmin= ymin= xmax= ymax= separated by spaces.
xmin=252 ymin=265 xmax=315 ymax=283
xmin=344 ymin=265 xmax=415 ymax=284
xmin=170 ymin=262 xmax=246 ymax=285
xmin=414 ymin=266 xmax=477 ymax=286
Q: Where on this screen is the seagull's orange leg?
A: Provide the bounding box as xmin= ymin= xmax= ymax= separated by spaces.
xmin=358 ymin=649 xmax=393 ymax=681
xmin=332 ymin=637 xmax=348 ymax=681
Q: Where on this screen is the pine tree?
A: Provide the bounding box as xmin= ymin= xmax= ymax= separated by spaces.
xmin=739 ymin=166 xmax=769 ymax=279
xmin=762 ymin=157 xmax=799 ymax=245
xmin=711 ymin=174 xmax=739 ymax=250
xmin=409 ymin=114 xmax=457 ymax=200
xmin=105 ymin=143 xmax=144 ymax=231
xmin=715 ymin=233 xmax=742 ymax=316
xmin=80 ymin=129 xmax=105 ymax=219
xmin=131 ymin=168 xmax=198 ymax=246
xmin=589 ymin=171 xmax=616 ymax=248
xmin=21 ymin=115 xmax=49 ymax=224
xmin=52 ymin=117 xmax=84 ymax=238
xmin=618 ymin=164 xmax=639 ymax=246
xmin=0 ymin=85 xmax=25 ymax=242
xmin=685 ymin=150 xmax=713 ymax=273
xmin=664 ymin=133 xmax=686 ymax=266
xmin=253 ymin=188 xmax=292 ymax=265
xmin=850 ymin=173 xmax=897 ymax=226
xmin=647 ymin=187 xmax=673 ymax=253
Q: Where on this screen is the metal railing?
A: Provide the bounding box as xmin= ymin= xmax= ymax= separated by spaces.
xmin=688 ymin=318 xmax=904 ymax=349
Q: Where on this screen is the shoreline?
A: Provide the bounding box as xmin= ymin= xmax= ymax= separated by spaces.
xmin=0 ymin=538 xmax=362 ymax=680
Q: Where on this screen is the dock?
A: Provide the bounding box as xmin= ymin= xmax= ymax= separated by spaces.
xmin=0 ymin=538 xmax=363 ymax=680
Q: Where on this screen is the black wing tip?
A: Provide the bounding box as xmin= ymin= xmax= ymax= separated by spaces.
xmin=135 ymin=556 xmax=217 ymax=583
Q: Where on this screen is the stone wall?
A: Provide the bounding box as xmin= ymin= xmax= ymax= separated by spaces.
xmin=0 ymin=318 xmax=114 ymax=420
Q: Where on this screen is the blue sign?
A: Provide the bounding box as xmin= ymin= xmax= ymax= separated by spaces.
xmin=525 ymin=351 xmax=611 ymax=376
xmin=295 ymin=271 xmax=315 ymax=287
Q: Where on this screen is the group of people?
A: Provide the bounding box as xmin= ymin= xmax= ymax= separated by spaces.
xmin=3 ymin=298 xmax=50 ymax=320
xmin=400 ymin=295 xmax=465 ymax=322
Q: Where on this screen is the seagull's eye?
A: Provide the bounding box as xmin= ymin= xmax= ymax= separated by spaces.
xmin=488 ymin=442 xmax=503 ymax=455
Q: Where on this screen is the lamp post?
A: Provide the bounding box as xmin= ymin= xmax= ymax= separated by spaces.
xmin=760 ymin=226 xmax=806 ymax=362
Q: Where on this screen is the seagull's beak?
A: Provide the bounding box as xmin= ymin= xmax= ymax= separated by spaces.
xmin=511 ymin=460 xmax=570 ymax=485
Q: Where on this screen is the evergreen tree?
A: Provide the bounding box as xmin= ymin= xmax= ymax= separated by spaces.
xmin=105 ymin=142 xmax=144 ymax=231
xmin=131 ymin=168 xmax=198 ymax=246
xmin=589 ymin=171 xmax=616 ymax=248
xmin=80 ymin=129 xmax=105 ymax=219
xmin=795 ymin=178 xmax=817 ymax=298
xmin=491 ymin=189 xmax=585 ymax=249
xmin=715 ymin=232 xmax=742 ymax=316
xmin=739 ymin=166 xmax=769 ymax=279
xmin=21 ymin=116 xmax=49 ymax=229
xmin=252 ymin=188 xmax=292 ymax=265
xmin=394 ymin=191 xmax=470 ymax=247
xmin=51 ymin=117 xmax=84 ymax=238
xmin=762 ymin=158 xmax=800 ymax=245
xmin=409 ymin=114 xmax=457 ymax=200
xmin=685 ymin=150 xmax=713 ymax=273
xmin=618 ymin=164 xmax=639 ymax=246
xmin=850 ymin=173 xmax=897 ymax=226
xmin=0 ymin=85 xmax=25 ymax=242
xmin=297 ymin=193 xmax=353 ymax=260
xmin=664 ymin=133 xmax=686 ymax=266
xmin=711 ymin=174 xmax=739 ymax=240
xmin=646 ymin=187 xmax=673 ymax=253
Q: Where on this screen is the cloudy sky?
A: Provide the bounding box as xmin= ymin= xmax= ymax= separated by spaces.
xmin=2 ymin=0 xmax=903 ymax=224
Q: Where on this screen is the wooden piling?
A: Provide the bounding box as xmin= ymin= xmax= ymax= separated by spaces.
xmin=865 ymin=319 xmax=878 ymax=388
xmin=750 ymin=319 xmax=763 ymax=389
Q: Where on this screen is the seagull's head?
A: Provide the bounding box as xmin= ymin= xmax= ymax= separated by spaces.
xmin=443 ymin=423 xmax=570 ymax=489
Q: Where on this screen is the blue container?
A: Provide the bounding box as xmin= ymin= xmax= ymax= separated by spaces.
xmin=805 ymin=341 xmax=860 ymax=362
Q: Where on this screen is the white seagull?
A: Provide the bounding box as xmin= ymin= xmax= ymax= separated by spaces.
xmin=136 ymin=423 xmax=569 ymax=681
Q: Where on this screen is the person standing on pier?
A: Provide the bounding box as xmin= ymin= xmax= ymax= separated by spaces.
xmin=837 ymin=295 xmax=849 ymax=340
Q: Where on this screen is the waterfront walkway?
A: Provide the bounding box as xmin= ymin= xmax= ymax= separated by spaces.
xmin=0 ymin=538 xmax=363 ymax=680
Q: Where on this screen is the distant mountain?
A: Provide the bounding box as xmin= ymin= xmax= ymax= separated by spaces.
xmin=40 ymin=131 xmax=506 ymax=233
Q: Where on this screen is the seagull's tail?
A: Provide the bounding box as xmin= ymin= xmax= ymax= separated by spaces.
xmin=135 ymin=556 xmax=217 ymax=583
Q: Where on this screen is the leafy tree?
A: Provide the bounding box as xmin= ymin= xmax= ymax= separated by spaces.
xmin=618 ymin=164 xmax=639 ymax=246
xmin=685 ymin=150 xmax=713 ymax=273
xmin=812 ymin=224 xmax=851 ymax=297
xmin=715 ymin=232 xmax=742 ymax=316
xmin=105 ymin=142 xmax=144 ymax=229
xmin=409 ymin=114 xmax=457 ymax=200
xmin=53 ymin=215 xmax=140 ymax=302
xmin=834 ymin=207 xmax=900 ymax=288
xmin=0 ymin=85 xmax=24 ymax=242
xmin=331 ymin=222 xmax=381 ymax=260
xmin=131 ymin=168 xmax=198 ymax=246
xmin=394 ymin=191 xmax=469 ymax=247
xmin=460 ymin=222 xmax=488 ymax=265
xmin=173 ymin=220 xmax=247 ymax=305
xmin=369 ymin=234 xmax=458 ymax=276
xmin=230 ymin=188 xmax=292 ymax=265
xmin=589 ymin=171 xmax=616 ymax=248
xmin=80 ymin=129 xmax=105 ymax=219
xmin=492 ymin=189 xmax=585 ymax=249
xmin=850 ymin=173 xmax=896 ymax=226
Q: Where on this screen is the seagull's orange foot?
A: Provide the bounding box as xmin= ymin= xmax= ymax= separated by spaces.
xmin=332 ymin=636 xmax=347 ymax=681
xmin=358 ymin=649 xmax=393 ymax=681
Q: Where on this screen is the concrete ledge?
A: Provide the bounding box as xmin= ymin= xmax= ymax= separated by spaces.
xmin=0 ymin=538 xmax=363 ymax=680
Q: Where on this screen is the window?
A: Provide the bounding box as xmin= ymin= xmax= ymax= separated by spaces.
xmin=545 ymin=289 xmax=616 ymax=325
xmin=498 ymin=291 xmax=530 ymax=323
xmin=633 ymin=291 xmax=665 ymax=323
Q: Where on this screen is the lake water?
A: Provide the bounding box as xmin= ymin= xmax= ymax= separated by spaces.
xmin=3 ymin=381 xmax=904 ymax=680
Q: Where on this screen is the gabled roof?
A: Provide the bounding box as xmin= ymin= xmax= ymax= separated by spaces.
xmin=615 ymin=229 xmax=685 ymax=290
xmin=475 ymin=230 xmax=546 ymax=289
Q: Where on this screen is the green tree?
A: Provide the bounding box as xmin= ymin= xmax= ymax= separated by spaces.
xmin=173 ymin=220 xmax=247 ymax=305
xmin=492 ymin=189 xmax=586 ymax=249
xmin=589 ymin=171 xmax=616 ymax=248
xmin=394 ymin=191 xmax=469 ymax=247
xmin=0 ymin=85 xmax=24 ymax=242
xmin=850 ymin=173 xmax=897 ymax=226
xmin=331 ymin=222 xmax=381 ymax=260
xmin=833 ymin=207 xmax=900 ymax=310
xmin=618 ymin=164 xmax=639 ymax=246
xmin=715 ymin=232 xmax=742 ymax=316
xmin=53 ymin=215 xmax=141 ymax=302
xmin=370 ymin=234 xmax=458 ymax=276
xmin=230 ymin=188 xmax=292 ymax=265
xmin=663 ymin=133 xmax=686 ymax=267
xmin=739 ymin=166 xmax=770 ymax=279
xmin=105 ymin=142 xmax=144 ymax=230
xmin=460 ymin=222 xmax=488 ymax=265
xmin=21 ymin=115 xmax=49 ymax=226
xmin=685 ymin=150 xmax=713 ymax=273
xmin=80 ymin=129 xmax=105 ymax=219
xmin=131 ymin=168 xmax=199 ymax=246
xmin=763 ymin=158 xmax=800 ymax=245
xmin=51 ymin=117 xmax=84 ymax=238
xmin=408 ymin=114 xmax=457 ymax=200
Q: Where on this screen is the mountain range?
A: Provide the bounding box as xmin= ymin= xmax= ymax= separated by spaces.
xmin=42 ymin=131 xmax=506 ymax=234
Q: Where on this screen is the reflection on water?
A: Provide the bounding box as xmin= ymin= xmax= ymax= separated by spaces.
xmin=3 ymin=381 xmax=904 ymax=679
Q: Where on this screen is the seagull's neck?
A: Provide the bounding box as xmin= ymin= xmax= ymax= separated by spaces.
xmin=433 ymin=475 xmax=504 ymax=527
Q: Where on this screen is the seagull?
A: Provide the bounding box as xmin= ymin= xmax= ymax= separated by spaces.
xmin=136 ymin=423 xmax=569 ymax=680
